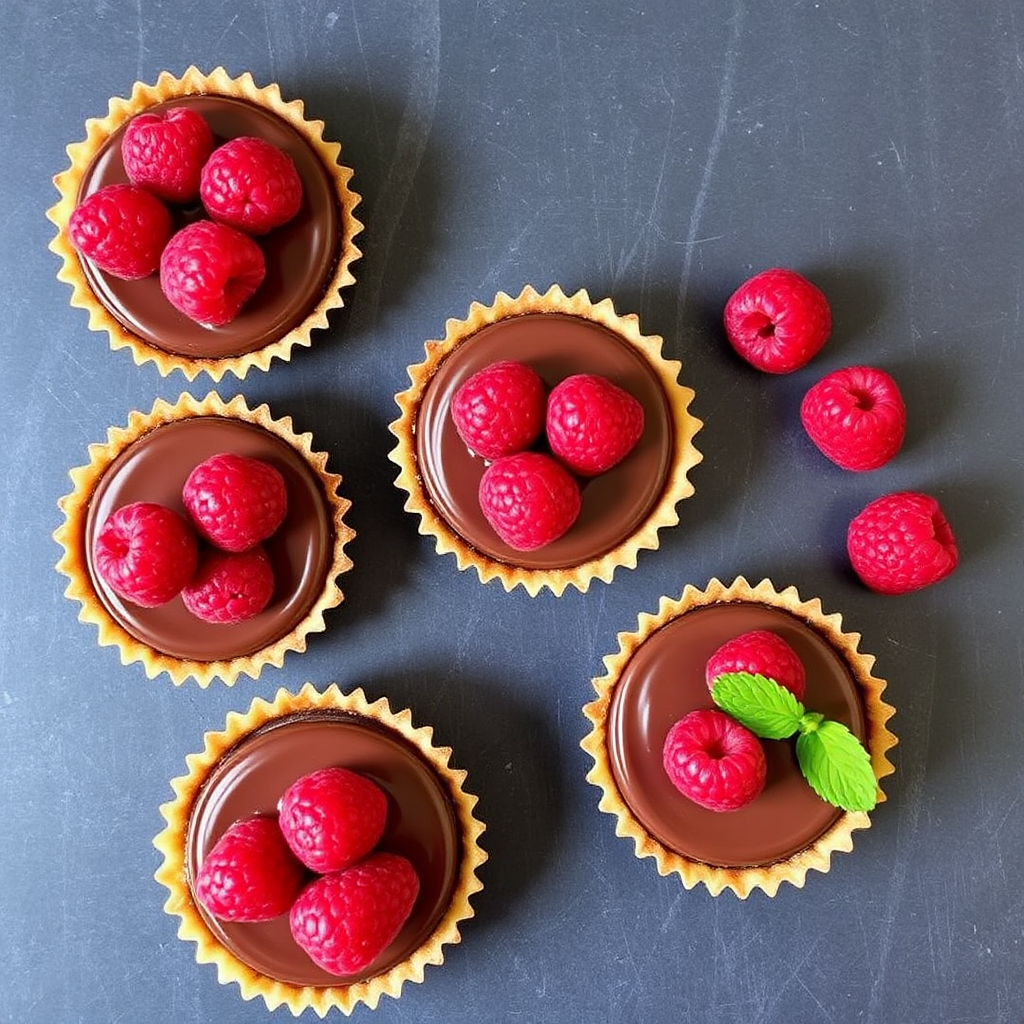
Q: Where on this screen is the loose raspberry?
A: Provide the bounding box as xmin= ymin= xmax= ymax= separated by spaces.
xmin=801 ymin=365 xmax=906 ymax=471
xmin=68 ymin=183 xmax=172 ymax=280
xmin=705 ymin=629 xmax=807 ymax=702
xmin=289 ymin=853 xmax=420 ymax=976
xmin=723 ymin=267 xmax=831 ymax=373
xmin=200 ymin=136 xmax=303 ymax=235
xmin=478 ymin=451 xmax=581 ymax=550
xmin=120 ymin=106 xmax=214 ymax=203
xmin=194 ymin=816 xmax=307 ymax=923
xmin=92 ymin=501 xmax=198 ymax=608
xmin=847 ymin=491 xmax=959 ymax=595
xmin=182 ymin=453 xmax=288 ymax=552
xmin=181 ymin=546 xmax=275 ymax=624
xmin=545 ymin=373 xmax=645 ymax=476
xmin=662 ymin=709 xmax=767 ymax=812
xmin=279 ymin=767 xmax=389 ymax=874
xmin=159 ymin=220 xmax=266 ymax=326
xmin=451 ymin=360 xmax=546 ymax=460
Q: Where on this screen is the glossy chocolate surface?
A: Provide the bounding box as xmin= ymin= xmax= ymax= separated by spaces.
xmin=415 ymin=313 xmax=673 ymax=568
xmin=186 ymin=711 xmax=461 ymax=986
xmin=76 ymin=95 xmax=340 ymax=359
xmin=84 ymin=416 xmax=331 ymax=661
xmin=607 ymin=602 xmax=867 ymax=867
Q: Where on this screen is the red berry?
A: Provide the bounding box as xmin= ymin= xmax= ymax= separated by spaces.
xmin=68 ymin=183 xmax=172 ymax=280
xmin=451 ymin=360 xmax=546 ymax=460
xmin=847 ymin=491 xmax=959 ymax=595
xmin=92 ymin=501 xmax=198 ymax=608
xmin=194 ymin=816 xmax=307 ymax=923
xmin=120 ymin=107 xmax=214 ymax=203
xmin=289 ymin=853 xmax=420 ymax=976
xmin=662 ymin=709 xmax=767 ymax=812
xmin=181 ymin=546 xmax=275 ymax=624
xmin=545 ymin=373 xmax=645 ymax=477
xmin=478 ymin=451 xmax=581 ymax=551
xmin=200 ymin=136 xmax=303 ymax=235
xmin=723 ymin=267 xmax=831 ymax=373
xmin=705 ymin=629 xmax=807 ymax=702
xmin=801 ymin=365 xmax=906 ymax=471
xmin=182 ymin=453 xmax=288 ymax=552
xmin=159 ymin=220 xmax=266 ymax=326
xmin=278 ymin=767 xmax=388 ymax=874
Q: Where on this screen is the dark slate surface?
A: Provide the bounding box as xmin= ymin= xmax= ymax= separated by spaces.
xmin=1 ymin=2 xmax=1022 ymax=1022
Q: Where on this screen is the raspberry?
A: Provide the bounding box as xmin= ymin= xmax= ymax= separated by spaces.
xmin=120 ymin=106 xmax=214 ymax=203
xmin=451 ymin=360 xmax=546 ymax=460
xmin=662 ymin=709 xmax=767 ymax=812
xmin=92 ymin=501 xmax=198 ymax=608
xmin=847 ymin=491 xmax=959 ymax=595
xmin=278 ymin=767 xmax=388 ymax=874
xmin=723 ymin=267 xmax=831 ymax=373
xmin=705 ymin=629 xmax=807 ymax=702
xmin=182 ymin=453 xmax=288 ymax=552
xmin=68 ymin=183 xmax=172 ymax=280
xmin=181 ymin=546 xmax=275 ymax=624
xmin=801 ymin=365 xmax=906 ymax=471
xmin=159 ymin=220 xmax=266 ymax=327
xmin=545 ymin=373 xmax=645 ymax=477
xmin=200 ymin=136 xmax=303 ymax=235
xmin=194 ymin=816 xmax=307 ymax=923
xmin=478 ymin=451 xmax=581 ymax=551
xmin=289 ymin=853 xmax=420 ymax=976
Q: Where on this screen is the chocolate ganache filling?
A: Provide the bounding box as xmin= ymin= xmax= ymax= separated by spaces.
xmin=84 ymin=416 xmax=332 ymax=661
xmin=415 ymin=313 xmax=673 ymax=569
xmin=76 ymin=95 xmax=340 ymax=359
xmin=186 ymin=711 xmax=461 ymax=986
xmin=607 ymin=602 xmax=867 ymax=868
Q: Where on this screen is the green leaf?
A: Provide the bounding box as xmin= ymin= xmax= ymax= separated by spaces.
xmin=711 ymin=672 xmax=804 ymax=740
xmin=796 ymin=720 xmax=877 ymax=812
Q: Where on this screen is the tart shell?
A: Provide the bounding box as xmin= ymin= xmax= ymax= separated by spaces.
xmin=388 ymin=284 xmax=703 ymax=596
xmin=54 ymin=391 xmax=354 ymax=686
xmin=580 ymin=576 xmax=897 ymax=897
xmin=153 ymin=683 xmax=487 ymax=1016
xmin=47 ymin=66 xmax=363 ymax=381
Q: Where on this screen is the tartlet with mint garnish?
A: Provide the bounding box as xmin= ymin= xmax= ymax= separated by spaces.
xmin=581 ymin=577 xmax=897 ymax=898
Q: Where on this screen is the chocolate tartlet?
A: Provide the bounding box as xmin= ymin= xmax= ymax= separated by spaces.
xmin=581 ymin=577 xmax=897 ymax=897
xmin=154 ymin=684 xmax=486 ymax=1015
xmin=47 ymin=66 xmax=362 ymax=380
xmin=54 ymin=392 xmax=354 ymax=686
xmin=389 ymin=285 xmax=703 ymax=595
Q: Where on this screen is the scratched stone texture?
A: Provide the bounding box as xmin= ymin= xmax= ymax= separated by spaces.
xmin=1 ymin=1 xmax=1022 ymax=1022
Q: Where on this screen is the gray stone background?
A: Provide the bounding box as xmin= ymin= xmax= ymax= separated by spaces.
xmin=1 ymin=1 xmax=1022 ymax=1021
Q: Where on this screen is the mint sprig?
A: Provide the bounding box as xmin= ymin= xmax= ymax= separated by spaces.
xmin=711 ymin=671 xmax=877 ymax=812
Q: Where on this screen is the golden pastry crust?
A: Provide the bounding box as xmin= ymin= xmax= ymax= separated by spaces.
xmin=580 ymin=576 xmax=898 ymax=897
xmin=53 ymin=391 xmax=354 ymax=686
xmin=388 ymin=284 xmax=703 ymax=596
xmin=153 ymin=683 xmax=487 ymax=1017
xmin=47 ymin=66 xmax=362 ymax=381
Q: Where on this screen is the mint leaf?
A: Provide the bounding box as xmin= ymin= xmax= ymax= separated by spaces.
xmin=711 ymin=672 xmax=804 ymax=740
xmin=796 ymin=719 xmax=877 ymax=811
